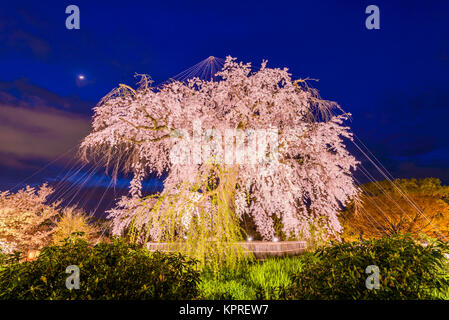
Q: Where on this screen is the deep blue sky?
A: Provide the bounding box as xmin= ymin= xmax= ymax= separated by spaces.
xmin=0 ymin=0 xmax=449 ymax=213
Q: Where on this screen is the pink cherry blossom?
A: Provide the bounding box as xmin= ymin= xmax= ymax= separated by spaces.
xmin=81 ymin=56 xmax=359 ymax=240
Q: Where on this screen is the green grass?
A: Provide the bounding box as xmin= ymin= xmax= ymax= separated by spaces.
xmin=2 ymin=236 xmax=448 ymax=300
xmin=198 ymin=236 xmax=449 ymax=300
xmin=199 ymin=254 xmax=316 ymax=300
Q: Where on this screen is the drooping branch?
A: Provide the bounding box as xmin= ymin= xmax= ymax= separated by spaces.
xmin=82 ymin=56 xmax=359 ymax=242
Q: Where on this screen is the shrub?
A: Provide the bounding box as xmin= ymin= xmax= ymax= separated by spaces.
xmin=289 ymin=234 xmax=449 ymax=299
xmin=0 ymin=249 xmax=6 ymax=268
xmin=52 ymin=207 xmax=101 ymax=244
xmin=0 ymin=238 xmax=200 ymax=300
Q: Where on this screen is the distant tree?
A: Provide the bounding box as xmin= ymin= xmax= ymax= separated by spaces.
xmin=0 ymin=184 xmax=60 ymax=253
xmin=340 ymin=178 xmax=449 ymax=240
xmin=52 ymin=207 xmax=101 ymax=245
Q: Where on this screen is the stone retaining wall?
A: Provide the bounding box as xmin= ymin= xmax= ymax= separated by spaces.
xmin=147 ymin=241 xmax=307 ymax=259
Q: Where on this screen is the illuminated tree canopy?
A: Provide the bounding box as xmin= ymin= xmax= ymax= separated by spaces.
xmin=81 ymin=57 xmax=358 ymax=242
xmin=340 ymin=178 xmax=449 ymax=240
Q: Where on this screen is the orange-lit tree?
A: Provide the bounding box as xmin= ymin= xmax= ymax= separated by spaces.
xmin=340 ymin=178 xmax=449 ymax=240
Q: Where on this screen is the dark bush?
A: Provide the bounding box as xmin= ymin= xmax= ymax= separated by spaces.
xmin=0 ymin=238 xmax=200 ymax=300
xmin=0 ymin=249 xmax=6 ymax=268
xmin=289 ymin=234 xmax=449 ymax=299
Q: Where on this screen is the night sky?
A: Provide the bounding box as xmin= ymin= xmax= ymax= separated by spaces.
xmin=1 ymin=0 xmax=448 ymax=215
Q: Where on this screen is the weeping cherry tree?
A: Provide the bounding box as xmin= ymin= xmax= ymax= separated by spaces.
xmin=81 ymin=56 xmax=359 ymax=268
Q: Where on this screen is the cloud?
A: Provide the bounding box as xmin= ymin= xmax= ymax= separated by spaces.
xmin=0 ymin=104 xmax=90 ymax=167
xmin=0 ymin=6 xmax=52 ymax=60
xmin=0 ymin=79 xmax=91 ymax=111
xmin=353 ymin=84 xmax=449 ymax=184
xmin=7 ymin=30 xmax=50 ymax=58
xmin=0 ymin=103 xmax=89 ymax=156
xmin=0 ymin=80 xmax=91 ymax=169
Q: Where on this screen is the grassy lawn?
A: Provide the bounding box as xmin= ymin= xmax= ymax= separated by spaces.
xmin=199 ymin=255 xmax=314 ymax=299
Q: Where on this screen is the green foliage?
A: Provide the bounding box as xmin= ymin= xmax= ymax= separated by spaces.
xmin=0 ymin=245 xmax=19 ymax=271
xmin=0 ymin=238 xmax=200 ymax=300
xmin=300 ymin=218 xmax=331 ymax=251
xmin=199 ymin=255 xmax=311 ymax=300
xmin=289 ymin=234 xmax=449 ymax=300
xmin=0 ymin=249 xmax=6 ymax=270
xmin=200 ymin=237 xmax=449 ymax=300
xmin=2 ymin=234 xmax=447 ymax=300
xmin=128 ymin=165 xmax=251 ymax=274
xmin=199 ymin=278 xmax=257 ymax=300
xmin=0 ymin=247 xmax=4 ymax=260
xmin=248 ymin=257 xmax=305 ymax=299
